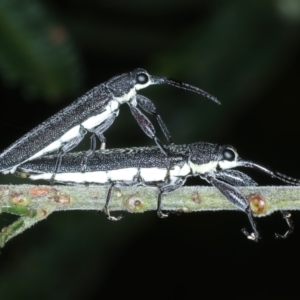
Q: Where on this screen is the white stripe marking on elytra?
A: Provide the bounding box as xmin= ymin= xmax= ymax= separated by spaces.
xmin=29 ymin=167 xmax=172 ymax=184
xmin=189 ymin=161 xmax=218 ymax=175
xmin=18 ymin=100 xmax=121 ymax=172
xmin=28 ymin=163 xmax=193 ymax=184
xmin=6 ymin=87 xmax=152 ymax=174
xmin=29 ymin=168 xmax=139 ymax=184
xmin=169 ymin=164 xmax=190 ymax=177
xmin=81 ymin=100 xmax=119 ymax=129
xmin=107 ymin=168 xmax=138 ymax=181
xmin=140 ymin=168 xmax=168 ymax=182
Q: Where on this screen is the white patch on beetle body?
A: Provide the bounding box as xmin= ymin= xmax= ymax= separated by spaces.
xmin=114 ymin=88 xmax=136 ymax=104
xmin=135 ymin=81 xmax=152 ymax=91
xmin=140 ymin=168 xmax=167 ymax=182
xmin=27 ymin=139 xmax=62 ymax=162
xmin=169 ymin=163 xmax=190 ymax=177
xmin=25 ymin=164 xmax=192 ymax=185
xmin=29 ymin=168 xmax=139 ymax=184
xmin=29 ymin=171 xmax=107 ymax=184
xmin=218 ymin=160 xmax=239 ymax=170
xmin=189 ymin=161 xmax=218 ymax=175
xmin=31 ymin=172 xmax=107 ymax=184
xmin=30 ymin=125 xmax=82 ymax=161
xmin=113 ymin=80 xmax=153 ymax=104
xmin=107 ymin=168 xmax=138 ymax=181
xmin=82 ymin=100 xmax=119 ymax=130
xmin=27 ymin=166 xmax=174 ymax=185
xmin=61 ymin=125 xmax=81 ymax=142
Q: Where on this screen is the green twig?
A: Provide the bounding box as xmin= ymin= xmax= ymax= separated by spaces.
xmin=0 ymin=184 xmax=300 ymax=247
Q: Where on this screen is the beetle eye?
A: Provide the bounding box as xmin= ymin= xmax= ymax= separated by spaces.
xmin=136 ymin=73 xmax=149 ymax=84
xmin=222 ymin=148 xmax=236 ymax=161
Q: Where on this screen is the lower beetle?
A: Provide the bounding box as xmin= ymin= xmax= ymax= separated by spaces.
xmin=16 ymin=142 xmax=298 ymax=241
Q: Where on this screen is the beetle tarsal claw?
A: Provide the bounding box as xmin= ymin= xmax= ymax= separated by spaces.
xmin=275 ymin=211 xmax=294 ymax=239
xmin=103 ymin=206 xmax=123 ymax=221
xmin=107 ymin=215 xmax=123 ymax=221
xmin=241 ymin=228 xmax=259 ymax=242
xmin=106 ymin=213 xmax=123 ymax=221
xmin=157 ymin=210 xmax=169 ymax=218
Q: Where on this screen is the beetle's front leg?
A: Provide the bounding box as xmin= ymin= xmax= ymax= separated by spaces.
xmin=202 ymin=174 xmax=260 ymax=242
xmin=136 ymin=95 xmax=173 ymax=145
xmin=128 ymin=103 xmax=169 ymax=156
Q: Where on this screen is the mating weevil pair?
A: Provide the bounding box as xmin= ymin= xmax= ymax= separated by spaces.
xmin=1 ymin=69 xmax=298 ymax=242
xmin=16 ymin=142 xmax=297 ymax=242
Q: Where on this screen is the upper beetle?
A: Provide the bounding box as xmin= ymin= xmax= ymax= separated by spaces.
xmin=0 ymin=68 xmax=219 ymax=174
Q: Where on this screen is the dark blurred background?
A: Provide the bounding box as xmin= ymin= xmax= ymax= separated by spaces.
xmin=0 ymin=0 xmax=300 ymax=299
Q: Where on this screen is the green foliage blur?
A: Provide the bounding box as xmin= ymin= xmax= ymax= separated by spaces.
xmin=0 ymin=0 xmax=300 ymax=299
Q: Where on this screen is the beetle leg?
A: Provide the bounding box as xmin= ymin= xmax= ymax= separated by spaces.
xmin=92 ymin=112 xmax=118 ymax=150
xmin=157 ymin=177 xmax=186 ymax=218
xmin=275 ymin=211 xmax=294 ymax=239
xmin=81 ymin=113 xmax=117 ymax=172
xmin=51 ymin=125 xmax=87 ymax=183
xmin=80 ymin=134 xmax=97 ymax=172
xmin=136 ymin=95 xmax=173 ymax=145
xmin=103 ymin=182 xmax=123 ymax=221
xmin=202 ymin=174 xmax=260 ymax=242
xmin=157 ymin=191 xmax=169 ymax=218
xmin=128 ymin=103 xmax=169 ymax=156
xmin=215 ymin=170 xmax=258 ymax=186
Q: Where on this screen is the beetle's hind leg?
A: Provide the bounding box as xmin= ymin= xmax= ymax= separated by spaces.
xmin=51 ymin=125 xmax=87 ymax=183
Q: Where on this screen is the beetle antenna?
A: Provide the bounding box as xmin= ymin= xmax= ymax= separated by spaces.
xmin=150 ymin=76 xmax=220 ymax=104
xmin=239 ymin=161 xmax=300 ymax=185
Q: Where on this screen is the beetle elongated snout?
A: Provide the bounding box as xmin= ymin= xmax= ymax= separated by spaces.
xmin=238 ymin=160 xmax=300 ymax=186
xmin=149 ymin=75 xmax=220 ymax=104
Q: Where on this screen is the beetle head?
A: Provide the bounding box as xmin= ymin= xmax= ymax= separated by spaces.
xmin=108 ymin=68 xmax=219 ymax=104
